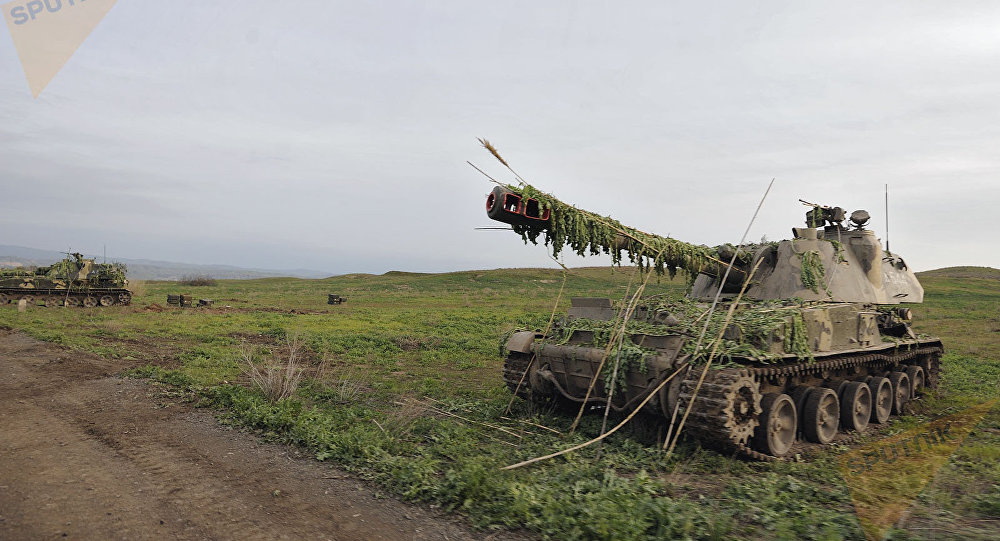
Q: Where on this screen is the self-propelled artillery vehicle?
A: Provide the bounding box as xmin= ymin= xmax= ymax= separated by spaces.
xmin=487 ymin=184 xmax=942 ymax=460
xmin=0 ymin=253 xmax=132 ymax=308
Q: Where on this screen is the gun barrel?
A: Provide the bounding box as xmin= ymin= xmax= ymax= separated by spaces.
xmin=484 ymin=184 xmax=730 ymax=278
xmin=486 ymin=186 xmax=551 ymax=227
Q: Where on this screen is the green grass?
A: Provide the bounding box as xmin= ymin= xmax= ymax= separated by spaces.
xmin=887 ymin=267 xmax=1000 ymax=539
xmin=2 ymin=265 xmax=999 ymax=540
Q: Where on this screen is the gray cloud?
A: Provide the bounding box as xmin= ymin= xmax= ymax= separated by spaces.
xmin=2 ymin=1 xmax=998 ymax=273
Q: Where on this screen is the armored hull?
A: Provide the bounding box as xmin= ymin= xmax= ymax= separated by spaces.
xmin=486 ymin=184 xmax=942 ymax=460
xmin=502 ymin=298 xmax=941 ymax=460
xmin=0 ymin=254 xmax=132 ymax=308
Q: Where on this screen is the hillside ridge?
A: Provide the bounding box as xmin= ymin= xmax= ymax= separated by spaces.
xmin=916 ymin=266 xmax=1000 ymax=280
xmin=0 ymin=244 xmax=329 ymax=281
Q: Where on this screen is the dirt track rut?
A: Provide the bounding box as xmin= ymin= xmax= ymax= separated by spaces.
xmin=0 ymin=330 xmax=523 ymax=540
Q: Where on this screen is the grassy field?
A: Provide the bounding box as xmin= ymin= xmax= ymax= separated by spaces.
xmin=1 ymin=266 xmax=998 ymax=540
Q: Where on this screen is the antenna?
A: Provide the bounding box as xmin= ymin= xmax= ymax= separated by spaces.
xmin=103 ymin=244 xmax=106 ymax=264
xmin=884 ymin=184 xmax=890 ymax=254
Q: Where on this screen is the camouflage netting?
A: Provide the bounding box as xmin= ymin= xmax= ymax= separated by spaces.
xmin=553 ymin=296 xmax=814 ymax=366
xmin=509 ymin=183 xmax=720 ymax=278
xmin=45 ymin=258 xmax=80 ymax=279
xmin=12 ymin=256 xmax=129 ymax=286
xmin=0 ymin=267 xmax=32 ymax=277
xmin=93 ymin=262 xmax=128 ymax=285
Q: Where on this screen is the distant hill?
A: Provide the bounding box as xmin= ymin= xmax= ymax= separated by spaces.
xmin=917 ymin=266 xmax=1000 ymax=280
xmin=0 ymin=245 xmax=330 ymax=281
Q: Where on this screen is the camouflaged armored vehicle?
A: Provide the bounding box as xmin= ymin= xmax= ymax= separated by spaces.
xmin=0 ymin=253 xmax=132 ymax=307
xmin=487 ymin=184 xmax=942 ymax=460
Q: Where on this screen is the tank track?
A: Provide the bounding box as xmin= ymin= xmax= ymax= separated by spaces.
xmin=680 ymin=344 xmax=944 ymax=461
xmin=503 ymin=344 xmax=943 ymax=461
xmin=678 ymin=368 xmax=762 ymax=449
xmin=502 ymin=351 xmax=533 ymax=399
xmin=0 ymin=288 xmax=132 ymax=307
xmin=502 ymin=352 xmax=580 ymax=413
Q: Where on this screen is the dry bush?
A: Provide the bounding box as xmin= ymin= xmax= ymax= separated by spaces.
xmin=179 ymin=274 xmax=217 ymax=286
xmin=315 ymin=357 xmax=370 ymax=404
xmin=332 ymin=375 xmax=367 ymax=404
xmin=392 ymin=336 xmax=441 ymax=351
xmin=100 ymin=319 xmax=123 ymax=334
xmin=380 ymin=399 xmax=428 ymax=438
xmin=240 ymin=334 xmax=305 ymax=402
xmin=393 ymin=336 xmax=423 ymax=351
xmin=128 ymin=279 xmax=148 ymax=297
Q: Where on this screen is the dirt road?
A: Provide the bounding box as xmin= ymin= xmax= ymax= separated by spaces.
xmin=0 ymin=330 xmax=522 ymax=540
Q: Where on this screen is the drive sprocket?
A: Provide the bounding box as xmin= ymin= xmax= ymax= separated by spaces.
xmin=678 ymin=367 xmax=762 ymax=450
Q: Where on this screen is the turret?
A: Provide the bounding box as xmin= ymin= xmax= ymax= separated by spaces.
xmin=485 ymin=185 xmax=923 ymax=304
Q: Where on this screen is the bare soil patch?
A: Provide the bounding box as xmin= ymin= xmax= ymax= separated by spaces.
xmin=0 ymin=330 xmax=527 ymax=540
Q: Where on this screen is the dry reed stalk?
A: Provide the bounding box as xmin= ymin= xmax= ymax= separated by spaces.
xmin=568 ymin=270 xmax=638 ymax=433
xmin=500 ymin=416 xmax=562 ymax=436
xmin=419 ymin=402 xmax=523 ymax=440
xmin=127 ymin=279 xmax=147 ymax=297
xmin=597 ymin=264 xmax=660 ymax=443
xmin=382 ymin=399 xmax=428 ymax=437
xmin=478 ymin=138 xmax=532 ymax=187
xmin=663 ymin=257 xmax=764 ymax=457
xmin=504 ymin=263 xmax=568 ymax=415
xmin=478 ymin=138 xmax=510 ymax=168
xmin=661 ymin=178 xmax=773 ymax=456
xmin=466 ymin=161 xmax=506 ymax=187
xmin=483 ymin=433 xmax=520 ymax=448
xmin=691 ymin=307 xmax=713 ymax=326
xmin=470 ymin=143 xmax=737 ymax=279
xmin=502 ymin=362 xmax=689 ymax=471
xmin=239 ymin=334 xmax=305 ymax=403
xmin=314 ymin=353 xmax=333 ymax=381
xmin=663 ymin=390 xmax=684 ymax=451
xmin=570 ymin=254 xmax=659 ymax=434
xmin=585 ymin=212 xmax=738 ymax=272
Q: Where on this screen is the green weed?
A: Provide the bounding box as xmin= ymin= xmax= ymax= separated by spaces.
xmin=1 ymin=266 xmax=998 ymax=539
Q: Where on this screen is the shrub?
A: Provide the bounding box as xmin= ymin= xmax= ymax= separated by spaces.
xmin=240 ymin=334 xmax=305 ymax=402
xmin=179 ymin=274 xmax=217 ymax=286
xmin=127 ymin=279 xmax=147 ymax=297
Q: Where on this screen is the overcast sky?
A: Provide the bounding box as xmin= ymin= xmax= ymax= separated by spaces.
xmin=2 ymin=1 xmax=999 ymax=274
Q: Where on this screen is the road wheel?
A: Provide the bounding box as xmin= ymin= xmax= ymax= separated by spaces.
xmin=825 ymin=379 xmax=848 ymax=397
xmin=118 ymin=292 xmax=132 ymax=305
xmin=752 ymin=393 xmax=797 ymax=457
xmin=803 ymin=387 xmax=839 ymax=444
xmin=0 ymin=293 xmax=8 ymax=304
xmin=840 ymin=382 xmax=871 ymax=432
xmin=920 ymin=353 xmax=941 ymax=388
xmin=83 ymin=296 xmax=97 ymax=308
xmin=887 ymin=371 xmax=910 ymax=415
xmin=905 ymin=365 xmax=925 ymax=397
xmin=789 ymin=386 xmax=814 ymax=437
xmin=657 ymin=365 xmax=688 ymax=419
xmin=866 ymin=377 xmax=892 ymax=424
xmin=66 ymin=296 xmax=82 ymax=307
xmin=43 ymin=296 xmax=61 ymax=308
xmin=20 ymin=294 xmax=35 ymax=305
xmin=99 ymin=295 xmax=114 ymax=307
